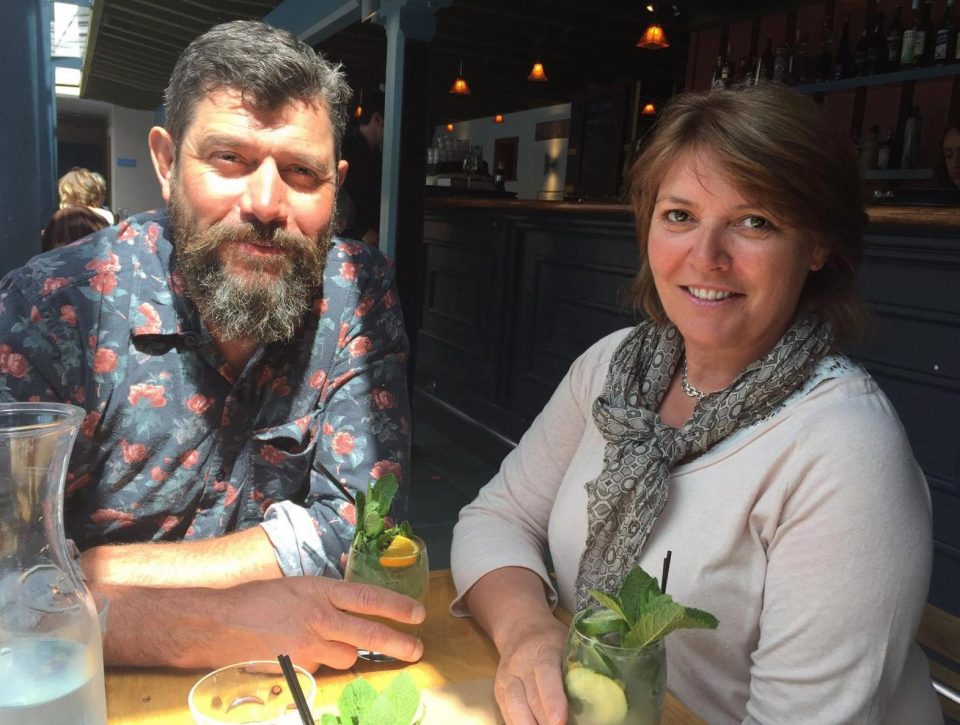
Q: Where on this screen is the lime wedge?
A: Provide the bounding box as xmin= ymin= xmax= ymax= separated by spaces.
xmin=564 ymin=667 xmax=628 ymax=725
xmin=577 ymin=608 xmax=626 ymax=638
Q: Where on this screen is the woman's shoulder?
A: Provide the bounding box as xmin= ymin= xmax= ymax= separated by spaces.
xmin=567 ymin=326 xmax=638 ymax=397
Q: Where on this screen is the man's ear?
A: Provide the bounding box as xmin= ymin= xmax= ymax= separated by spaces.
xmin=148 ymin=127 xmax=175 ymax=203
xmin=338 ymin=159 xmax=349 ymax=188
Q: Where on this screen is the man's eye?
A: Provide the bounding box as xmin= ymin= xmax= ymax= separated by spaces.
xmin=665 ymin=210 xmax=689 ymax=222
xmin=214 ymin=152 xmax=241 ymax=164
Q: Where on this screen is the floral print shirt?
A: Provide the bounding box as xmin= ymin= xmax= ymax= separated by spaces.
xmin=0 ymin=210 xmax=410 ymax=577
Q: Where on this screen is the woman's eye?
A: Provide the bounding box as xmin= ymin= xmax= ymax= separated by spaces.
xmin=665 ymin=210 xmax=690 ymax=223
xmin=743 ymin=215 xmax=769 ymax=230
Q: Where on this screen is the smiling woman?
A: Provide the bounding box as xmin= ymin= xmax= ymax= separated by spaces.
xmin=451 ymin=83 xmax=941 ymax=725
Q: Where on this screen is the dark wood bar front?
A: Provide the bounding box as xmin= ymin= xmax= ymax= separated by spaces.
xmin=415 ymin=197 xmax=960 ymax=621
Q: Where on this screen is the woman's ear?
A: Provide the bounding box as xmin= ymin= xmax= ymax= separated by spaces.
xmin=148 ymin=127 xmax=175 ymax=203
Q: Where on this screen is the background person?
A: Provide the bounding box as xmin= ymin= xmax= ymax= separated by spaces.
xmin=451 ymin=84 xmax=940 ymax=724
xmin=40 ymin=206 xmax=108 ymax=251
xmin=58 ymin=167 xmax=115 ymax=224
xmin=0 ymin=20 xmax=419 ymax=671
xmin=340 ymin=91 xmax=384 ymax=244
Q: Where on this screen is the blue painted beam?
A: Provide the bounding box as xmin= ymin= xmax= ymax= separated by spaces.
xmin=0 ymin=0 xmax=56 ymax=277
xmin=264 ymin=0 xmax=361 ymax=45
xmin=52 ymin=57 xmax=82 ymax=68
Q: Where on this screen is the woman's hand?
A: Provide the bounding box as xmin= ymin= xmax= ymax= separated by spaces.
xmin=492 ymin=615 xmax=570 ymax=725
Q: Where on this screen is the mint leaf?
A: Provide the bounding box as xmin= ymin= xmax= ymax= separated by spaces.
xmin=370 ymin=473 xmax=398 ymax=515
xmin=372 ymin=672 xmax=420 ymax=725
xmin=339 ymin=677 xmax=378 ymax=723
xmin=617 ymin=566 xmax=661 ymax=628
xmin=587 ymin=588 xmax=626 ymax=621
xmin=625 ymin=592 xmax=719 ymax=648
xmin=676 ymin=605 xmax=720 ymax=631
xmin=320 ymin=715 xmax=340 ymax=725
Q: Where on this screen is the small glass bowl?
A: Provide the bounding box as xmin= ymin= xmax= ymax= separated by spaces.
xmin=188 ymin=660 xmax=316 ymax=725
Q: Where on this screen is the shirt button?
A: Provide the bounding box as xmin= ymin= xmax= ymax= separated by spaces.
xmin=216 ymin=468 xmax=227 ymax=481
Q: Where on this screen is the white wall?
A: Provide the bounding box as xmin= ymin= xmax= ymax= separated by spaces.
xmin=109 ymin=106 xmax=164 ymax=216
xmin=434 ymin=103 xmax=571 ymax=200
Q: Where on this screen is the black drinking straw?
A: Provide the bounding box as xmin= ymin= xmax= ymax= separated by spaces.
xmin=661 ymin=550 xmax=673 ymax=594
xmin=277 ymin=654 xmax=313 ymax=725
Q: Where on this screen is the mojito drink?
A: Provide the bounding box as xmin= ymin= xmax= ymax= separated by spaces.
xmin=563 ymin=608 xmax=666 ymax=725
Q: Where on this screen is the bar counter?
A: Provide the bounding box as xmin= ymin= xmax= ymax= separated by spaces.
xmin=424 ymin=195 xmax=960 ymax=228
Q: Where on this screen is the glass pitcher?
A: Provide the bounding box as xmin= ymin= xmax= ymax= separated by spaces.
xmin=0 ymin=403 xmax=108 ymax=724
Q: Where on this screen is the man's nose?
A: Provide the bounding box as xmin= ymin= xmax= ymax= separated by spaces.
xmin=241 ymin=160 xmax=287 ymax=225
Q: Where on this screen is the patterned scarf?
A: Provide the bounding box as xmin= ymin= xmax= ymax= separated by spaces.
xmin=574 ymin=312 xmax=833 ymax=608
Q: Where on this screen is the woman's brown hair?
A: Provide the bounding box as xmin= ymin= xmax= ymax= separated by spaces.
xmin=628 ymin=83 xmax=869 ymax=345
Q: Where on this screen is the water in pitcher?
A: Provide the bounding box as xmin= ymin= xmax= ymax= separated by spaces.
xmin=0 ymin=638 xmax=107 ymax=725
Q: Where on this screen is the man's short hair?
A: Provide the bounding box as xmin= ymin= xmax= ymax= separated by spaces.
xmin=357 ymin=91 xmax=385 ymax=126
xmin=164 ymin=20 xmax=352 ymax=161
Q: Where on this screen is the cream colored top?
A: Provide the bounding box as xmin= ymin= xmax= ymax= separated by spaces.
xmin=451 ymin=329 xmax=942 ymax=725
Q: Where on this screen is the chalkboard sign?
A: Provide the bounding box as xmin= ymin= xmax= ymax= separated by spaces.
xmin=564 ymin=84 xmax=628 ymax=199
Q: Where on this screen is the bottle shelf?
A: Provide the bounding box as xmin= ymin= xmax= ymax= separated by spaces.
xmin=863 ymin=168 xmax=936 ymax=180
xmin=794 ymin=63 xmax=960 ymax=94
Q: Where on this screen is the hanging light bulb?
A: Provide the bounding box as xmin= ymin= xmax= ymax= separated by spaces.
xmin=446 ymin=123 xmax=455 ymax=132
xmin=641 ymin=102 xmax=657 ymax=115
xmin=637 ymin=5 xmax=670 ymax=49
xmin=354 ymin=84 xmax=364 ymax=119
xmin=527 ymin=61 xmax=548 ymax=82
xmin=637 ymin=22 xmax=669 ymax=49
xmin=449 ymin=58 xmax=471 ymax=95
xmin=494 ymin=114 xmax=504 ymax=124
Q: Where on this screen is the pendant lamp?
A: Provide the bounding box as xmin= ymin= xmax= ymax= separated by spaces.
xmin=449 ymin=58 xmax=471 ymax=95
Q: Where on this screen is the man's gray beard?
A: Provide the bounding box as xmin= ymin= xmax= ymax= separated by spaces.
xmin=169 ymin=184 xmax=334 ymax=344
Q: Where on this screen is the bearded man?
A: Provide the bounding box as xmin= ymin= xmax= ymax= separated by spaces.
xmin=0 ymin=20 xmax=422 ymax=669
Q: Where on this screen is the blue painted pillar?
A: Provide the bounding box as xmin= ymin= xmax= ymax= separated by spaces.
xmin=0 ymin=0 xmax=56 ymax=277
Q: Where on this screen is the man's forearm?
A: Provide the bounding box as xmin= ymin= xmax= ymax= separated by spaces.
xmin=81 ymin=526 xmax=282 ymax=588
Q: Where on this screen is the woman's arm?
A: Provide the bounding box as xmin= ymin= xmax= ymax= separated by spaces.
xmin=745 ymin=388 xmax=934 ymax=723
xmin=466 ymin=567 xmax=569 ymax=725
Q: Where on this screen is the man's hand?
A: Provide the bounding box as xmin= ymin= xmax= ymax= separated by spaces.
xmin=492 ymin=616 xmax=569 ymax=725
xmin=100 ymin=575 xmax=425 ymax=670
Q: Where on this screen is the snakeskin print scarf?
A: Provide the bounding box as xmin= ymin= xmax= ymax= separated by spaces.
xmin=574 ymin=312 xmax=832 ymax=608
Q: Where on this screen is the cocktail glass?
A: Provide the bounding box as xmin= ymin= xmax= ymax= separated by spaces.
xmin=188 ymin=660 xmax=316 ymax=725
xmin=343 ymin=535 xmax=428 ymax=662
xmin=563 ymin=608 xmax=666 ymax=725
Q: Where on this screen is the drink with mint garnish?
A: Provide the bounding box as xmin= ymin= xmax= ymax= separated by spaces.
xmin=563 ymin=565 xmax=718 ymax=725
xmin=344 ymin=474 xmax=428 ymax=661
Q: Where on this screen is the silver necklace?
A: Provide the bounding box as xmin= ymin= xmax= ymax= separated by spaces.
xmin=680 ymin=359 xmax=707 ymax=401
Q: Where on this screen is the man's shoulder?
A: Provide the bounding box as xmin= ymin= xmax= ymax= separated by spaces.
xmin=325 ymin=236 xmax=393 ymax=283
xmin=2 ymin=210 xmax=172 ymax=302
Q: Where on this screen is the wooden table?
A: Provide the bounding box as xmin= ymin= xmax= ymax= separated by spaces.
xmin=105 ymin=569 xmax=703 ymax=724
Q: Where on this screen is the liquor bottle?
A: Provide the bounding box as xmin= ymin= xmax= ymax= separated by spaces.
xmin=934 ymin=0 xmax=956 ymax=64
xmin=901 ymin=106 xmax=922 ymax=168
xmin=721 ymin=43 xmax=735 ymax=85
xmin=834 ymin=14 xmax=852 ymax=79
xmin=887 ymin=6 xmax=904 ymax=70
xmin=760 ymin=38 xmax=774 ymax=81
xmin=773 ymin=42 xmax=788 ymax=82
xmin=854 ymin=25 xmax=870 ymax=76
xmin=861 ymin=123 xmax=881 ymax=171
xmin=901 ymin=0 xmax=918 ymax=67
xmin=788 ymin=31 xmax=810 ymax=85
xmin=711 ymin=55 xmax=725 ymax=89
xmin=877 ymin=129 xmax=894 ymax=170
xmin=868 ymin=12 xmax=887 ymax=74
xmin=914 ymin=0 xmax=935 ymax=66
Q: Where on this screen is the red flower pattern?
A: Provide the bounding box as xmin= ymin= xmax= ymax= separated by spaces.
xmin=331 ymin=431 xmax=355 ymax=456
xmin=186 ymin=394 xmax=214 ymax=415
xmin=372 ymin=388 xmax=396 ymax=409
xmin=128 ymin=383 xmax=166 ymax=408
xmin=348 ymin=336 xmax=373 ymax=357
xmin=120 ymin=439 xmax=149 ymax=464
xmin=92 ymin=348 xmax=118 ymax=374
xmin=370 ymin=460 xmax=403 ymax=481
xmin=134 ymin=303 xmax=162 ymax=335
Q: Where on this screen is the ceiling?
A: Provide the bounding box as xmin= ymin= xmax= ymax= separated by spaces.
xmin=81 ymin=1 xmax=788 ymax=126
